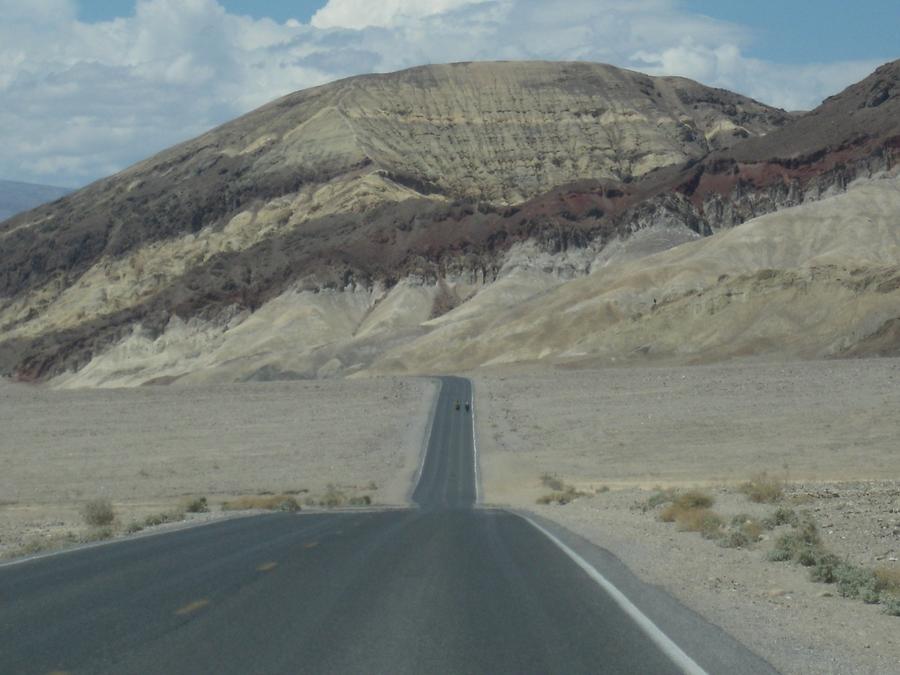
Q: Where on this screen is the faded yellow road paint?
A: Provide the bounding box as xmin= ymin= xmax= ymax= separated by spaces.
xmin=304 ymin=541 xmax=319 ymax=549
xmin=257 ymin=562 xmax=278 ymax=572
xmin=175 ymin=599 xmax=210 ymax=616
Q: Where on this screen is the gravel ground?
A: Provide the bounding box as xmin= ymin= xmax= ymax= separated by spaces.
xmin=0 ymin=376 xmax=435 ymax=559
xmin=475 ymin=358 xmax=900 ymax=675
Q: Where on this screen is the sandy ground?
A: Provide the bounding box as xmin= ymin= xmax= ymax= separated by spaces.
xmin=475 ymin=358 xmax=900 ymax=675
xmin=0 ymin=376 xmax=435 ymax=558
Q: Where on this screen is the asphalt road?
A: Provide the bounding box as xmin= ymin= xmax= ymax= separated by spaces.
xmin=0 ymin=377 xmax=777 ymax=674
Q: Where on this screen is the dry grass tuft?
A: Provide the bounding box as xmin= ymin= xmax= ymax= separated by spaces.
xmin=739 ymin=472 xmax=784 ymax=503
xmin=222 ymin=495 xmax=301 ymax=512
xmin=183 ymin=496 xmax=209 ymax=513
xmin=536 ymin=475 xmax=588 ymax=505
xmin=540 ymin=473 xmax=566 ymax=491
xmin=671 ymin=507 xmax=724 ymax=539
xmin=875 ymin=566 xmax=900 ymax=596
xmin=81 ymin=499 xmax=115 ymax=527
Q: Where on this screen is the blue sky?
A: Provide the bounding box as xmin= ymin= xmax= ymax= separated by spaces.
xmin=682 ymin=0 xmax=900 ymax=63
xmin=76 ymin=0 xmax=900 ymax=65
xmin=3 ymin=0 xmax=897 ymax=187
xmin=78 ymin=0 xmax=324 ymax=23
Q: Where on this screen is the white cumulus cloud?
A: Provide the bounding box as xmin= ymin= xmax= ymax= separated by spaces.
xmin=0 ymin=0 xmax=886 ymax=187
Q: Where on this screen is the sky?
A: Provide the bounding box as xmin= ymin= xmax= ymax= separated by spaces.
xmin=1 ymin=0 xmax=897 ymax=188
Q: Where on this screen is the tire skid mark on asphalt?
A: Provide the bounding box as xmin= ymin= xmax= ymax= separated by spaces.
xmin=256 ymin=562 xmax=278 ymax=572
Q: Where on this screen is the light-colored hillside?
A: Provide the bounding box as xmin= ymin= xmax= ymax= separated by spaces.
xmin=48 ymin=175 xmax=900 ymax=387
xmin=370 ymin=174 xmax=900 ymax=371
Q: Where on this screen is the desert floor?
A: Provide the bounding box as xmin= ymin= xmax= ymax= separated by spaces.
xmin=0 ymin=377 xmax=435 ymax=558
xmin=475 ymin=357 xmax=900 ymax=675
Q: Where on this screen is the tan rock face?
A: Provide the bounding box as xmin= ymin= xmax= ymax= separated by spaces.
xmin=324 ymin=62 xmax=787 ymax=202
xmin=226 ymin=61 xmax=788 ymax=204
xmin=1 ymin=60 xmax=898 ymax=384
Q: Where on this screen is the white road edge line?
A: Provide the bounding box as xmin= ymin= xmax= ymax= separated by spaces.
xmin=470 ymin=381 xmax=480 ymax=505
xmin=523 ymin=515 xmax=709 ymax=675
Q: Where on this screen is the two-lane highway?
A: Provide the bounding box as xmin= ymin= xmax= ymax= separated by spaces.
xmin=0 ymin=377 xmax=777 ymax=674
xmin=412 ymin=376 xmax=476 ymax=509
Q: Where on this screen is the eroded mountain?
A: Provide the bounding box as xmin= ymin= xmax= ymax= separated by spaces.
xmin=1 ymin=60 xmax=898 ymax=384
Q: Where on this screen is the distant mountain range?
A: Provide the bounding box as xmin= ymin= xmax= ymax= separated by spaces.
xmin=1 ymin=59 xmax=898 ymax=386
xmin=0 ymin=180 xmax=71 ymax=222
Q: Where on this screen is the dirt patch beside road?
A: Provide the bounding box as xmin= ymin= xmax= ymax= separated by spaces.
xmin=0 ymin=377 xmax=435 ymax=559
xmin=475 ymin=358 xmax=900 ymax=674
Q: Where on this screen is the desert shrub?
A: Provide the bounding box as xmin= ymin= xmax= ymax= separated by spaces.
xmin=540 ymin=473 xmax=565 ymax=492
xmin=537 ymin=486 xmax=586 ymax=505
xmin=184 ymin=496 xmax=209 ymax=513
xmin=125 ymin=521 xmax=144 ymax=535
xmin=595 ymin=485 xmax=610 ymax=494
xmin=739 ymin=472 xmax=784 ymax=503
xmin=768 ymin=517 xmax=821 ymax=563
xmin=143 ymin=508 xmax=186 ymax=526
xmin=319 ymin=485 xmax=346 ymax=508
xmin=809 ymin=552 xmax=843 ymax=583
xmin=222 ymin=495 xmax=300 ymax=512
xmin=835 ymin=564 xmax=879 ymax=602
xmin=722 ymin=517 xmax=764 ymax=548
xmin=874 ymin=566 xmax=900 ymax=595
xmin=82 ymin=499 xmax=115 ymax=527
xmin=348 ymin=495 xmax=372 ymax=506
xmin=674 ymin=490 xmax=714 ymax=510
xmin=81 ymin=527 xmax=114 ymax=543
xmin=721 ymin=529 xmax=751 ymax=548
xmin=763 ymin=506 xmax=799 ymax=530
xmin=882 ymin=596 xmax=900 ymax=617
xmin=640 ymin=488 xmax=677 ymax=511
xmin=275 ymin=497 xmax=300 ymax=512
xmin=663 ymin=506 xmax=724 ymax=539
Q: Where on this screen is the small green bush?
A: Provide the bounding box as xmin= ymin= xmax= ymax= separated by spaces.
xmin=721 ymin=529 xmax=751 ymax=548
xmin=82 ymin=499 xmax=115 ymax=527
xmin=320 ymin=484 xmax=346 ymax=508
xmin=882 ymin=596 xmax=900 ymax=617
xmin=126 ymin=521 xmax=144 ymax=535
xmin=641 ymin=488 xmax=677 ymax=511
xmin=275 ymin=497 xmax=300 ymax=512
xmin=763 ymin=507 xmax=799 ymax=530
xmin=721 ymin=518 xmax=764 ymax=548
xmin=347 ymin=495 xmax=372 ymax=506
xmin=767 ymin=518 xmax=821 ymax=563
xmin=810 ymin=553 xmax=843 ymax=583
xmin=835 ymin=564 xmax=879 ymax=602
xmin=184 ymin=496 xmax=209 ymax=513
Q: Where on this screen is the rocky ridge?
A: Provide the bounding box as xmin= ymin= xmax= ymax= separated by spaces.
xmin=1 ymin=60 xmax=899 ymax=384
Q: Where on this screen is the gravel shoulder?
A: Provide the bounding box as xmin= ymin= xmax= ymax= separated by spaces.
xmin=475 ymin=359 xmax=900 ymax=675
xmin=0 ymin=376 xmax=436 ymax=559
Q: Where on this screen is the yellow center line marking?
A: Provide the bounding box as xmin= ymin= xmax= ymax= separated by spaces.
xmin=175 ymin=599 xmax=210 ymax=616
xmin=257 ymin=561 xmax=278 ymax=572
xmin=304 ymin=541 xmax=319 ymax=549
